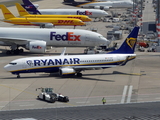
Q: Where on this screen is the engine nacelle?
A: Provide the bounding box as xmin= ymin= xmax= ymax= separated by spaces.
xmin=103 ymin=6 xmax=110 ymax=11
xmin=80 ymin=6 xmax=88 ymax=8
xmin=26 ymin=41 xmax=46 ymax=53
xmin=59 ymin=68 xmax=76 ymax=76
xmin=41 ymin=23 xmax=54 ymax=28
xmin=94 ymin=6 xmax=101 ymax=9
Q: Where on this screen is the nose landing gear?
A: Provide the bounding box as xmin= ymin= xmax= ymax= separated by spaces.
xmin=17 ymin=74 xmax=20 ymax=78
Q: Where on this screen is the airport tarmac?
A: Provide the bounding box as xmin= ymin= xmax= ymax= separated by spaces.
xmin=0 ymin=0 xmax=160 ymax=112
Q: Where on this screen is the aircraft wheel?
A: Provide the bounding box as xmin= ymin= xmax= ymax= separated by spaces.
xmin=41 ymin=24 xmax=45 ymax=28
xmin=6 ymin=50 xmax=11 ymax=55
xmin=43 ymin=95 xmax=45 ymax=101
xmin=11 ymin=50 xmax=14 ymax=55
xmin=19 ymin=49 xmax=24 ymax=53
xmin=77 ymin=73 xmax=82 ymax=77
xmin=14 ymin=49 xmax=19 ymax=55
xmin=50 ymin=97 xmax=56 ymax=103
xmin=17 ymin=75 xmax=20 ymax=78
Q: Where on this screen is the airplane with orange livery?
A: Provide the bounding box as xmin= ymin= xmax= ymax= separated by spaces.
xmin=0 ymin=4 xmax=85 ymax=28
xmin=15 ymin=3 xmax=92 ymax=22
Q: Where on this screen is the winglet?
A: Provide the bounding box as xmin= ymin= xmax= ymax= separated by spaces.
xmin=108 ymin=26 xmax=140 ymax=54
xmin=0 ymin=4 xmax=16 ymax=19
xmin=60 ymin=47 xmax=66 ymax=56
xmin=15 ymin=3 xmax=30 ymax=16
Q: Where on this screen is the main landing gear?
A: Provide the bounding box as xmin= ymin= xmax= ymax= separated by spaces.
xmin=17 ymin=74 xmax=20 ymax=78
xmin=6 ymin=49 xmax=24 ymax=55
xmin=76 ymin=73 xmax=82 ymax=77
xmin=6 ymin=44 xmax=24 ymax=55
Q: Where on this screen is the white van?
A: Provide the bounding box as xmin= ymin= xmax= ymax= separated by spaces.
xmin=112 ymin=18 xmax=120 ymax=22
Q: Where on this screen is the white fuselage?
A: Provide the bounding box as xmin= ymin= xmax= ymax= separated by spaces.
xmin=81 ymin=1 xmax=133 ymax=8
xmin=92 ymin=0 xmax=133 ymax=2
xmin=38 ymin=9 xmax=108 ymax=18
xmin=0 ymin=27 xmax=108 ymax=47
xmin=4 ymin=53 xmax=136 ymax=74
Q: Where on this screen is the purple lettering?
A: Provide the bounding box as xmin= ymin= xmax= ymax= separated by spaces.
xmin=50 ymin=32 xmax=81 ymax=41
xmin=77 ymin=11 xmax=92 ymax=15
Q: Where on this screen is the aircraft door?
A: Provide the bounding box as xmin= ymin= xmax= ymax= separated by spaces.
xmin=85 ymin=34 xmax=92 ymax=46
xmin=22 ymin=60 xmax=27 ymax=68
xmin=23 ymin=60 xmax=34 ymax=68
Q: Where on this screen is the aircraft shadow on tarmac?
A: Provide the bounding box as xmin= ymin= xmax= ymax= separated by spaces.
xmin=2 ymin=71 xmax=142 ymax=81
xmin=112 ymin=71 xmax=143 ymax=76
xmin=2 ymin=73 xmax=114 ymax=82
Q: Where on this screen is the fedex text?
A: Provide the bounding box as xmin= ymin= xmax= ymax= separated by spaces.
xmin=50 ymin=32 xmax=81 ymax=41
xmin=77 ymin=11 xmax=92 ymax=15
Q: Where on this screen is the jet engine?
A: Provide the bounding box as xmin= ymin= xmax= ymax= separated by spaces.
xmin=94 ymin=6 xmax=101 ymax=9
xmin=59 ymin=67 xmax=76 ymax=76
xmin=26 ymin=41 xmax=46 ymax=53
xmin=103 ymin=6 xmax=110 ymax=11
xmin=41 ymin=23 xmax=54 ymax=28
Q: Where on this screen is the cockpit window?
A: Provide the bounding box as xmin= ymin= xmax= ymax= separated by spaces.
xmin=9 ymin=63 xmax=17 ymax=65
xmin=99 ymin=36 xmax=105 ymax=39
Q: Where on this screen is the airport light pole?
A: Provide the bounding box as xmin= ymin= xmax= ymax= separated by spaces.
xmin=157 ymin=0 xmax=160 ymax=46
xmin=140 ymin=0 xmax=143 ymax=34
xmin=133 ymin=0 xmax=135 ymax=26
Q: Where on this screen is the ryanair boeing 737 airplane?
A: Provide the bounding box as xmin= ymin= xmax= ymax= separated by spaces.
xmin=4 ymin=26 xmax=139 ymax=78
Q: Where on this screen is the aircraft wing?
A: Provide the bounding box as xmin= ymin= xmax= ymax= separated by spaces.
xmin=0 ymin=37 xmax=40 ymax=45
xmin=73 ymin=65 xmax=117 ymax=70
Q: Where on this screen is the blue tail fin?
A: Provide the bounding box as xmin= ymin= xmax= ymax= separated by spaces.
xmin=108 ymin=26 xmax=139 ymax=54
xmin=22 ymin=0 xmax=32 ymax=5
xmin=21 ymin=0 xmax=41 ymax=14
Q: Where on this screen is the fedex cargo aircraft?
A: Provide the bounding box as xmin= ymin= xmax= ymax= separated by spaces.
xmin=0 ymin=27 xmax=108 ymax=54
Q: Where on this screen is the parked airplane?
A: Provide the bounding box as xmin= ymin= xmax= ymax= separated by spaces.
xmin=0 ymin=27 xmax=108 ymax=54
xmin=21 ymin=0 xmax=108 ymax=18
xmin=4 ymin=26 xmax=139 ymax=78
xmin=86 ymin=0 xmax=133 ymax=2
xmin=16 ymin=3 xmax=92 ymax=22
xmin=63 ymin=0 xmax=133 ymax=10
xmin=0 ymin=4 xmax=85 ymax=28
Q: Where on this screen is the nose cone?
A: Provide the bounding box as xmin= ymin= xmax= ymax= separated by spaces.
xmin=102 ymin=11 xmax=108 ymax=16
xmin=79 ymin=21 xmax=86 ymax=26
xmin=86 ymin=18 xmax=92 ymax=22
xmin=100 ymin=37 xmax=110 ymax=45
xmin=4 ymin=64 xmax=10 ymax=72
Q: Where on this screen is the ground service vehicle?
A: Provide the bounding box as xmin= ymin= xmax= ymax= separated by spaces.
xmin=37 ymin=88 xmax=69 ymax=103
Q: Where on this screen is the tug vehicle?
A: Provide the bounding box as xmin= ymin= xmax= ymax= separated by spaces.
xmin=37 ymin=88 xmax=69 ymax=103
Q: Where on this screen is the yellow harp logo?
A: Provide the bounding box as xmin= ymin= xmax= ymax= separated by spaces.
xmin=126 ymin=37 xmax=137 ymax=49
